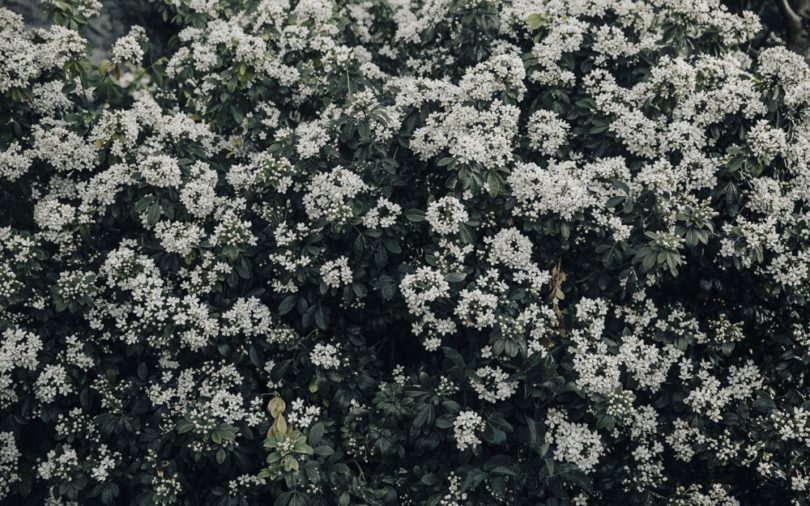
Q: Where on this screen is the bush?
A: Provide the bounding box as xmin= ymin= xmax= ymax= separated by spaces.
xmin=1 ymin=0 xmax=809 ymax=504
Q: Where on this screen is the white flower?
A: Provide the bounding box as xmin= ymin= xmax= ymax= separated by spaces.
xmin=227 ymin=154 xmax=294 ymax=194
xmin=111 ymin=26 xmax=147 ymax=66
xmin=526 ymin=109 xmax=569 ymax=155
xmin=411 ymin=100 xmax=519 ymax=170
xmin=310 ymin=343 xmax=341 ymax=369
xmin=545 ymin=409 xmax=604 ymax=474
xmin=320 ymin=256 xmax=353 ymax=288
xmin=303 ymin=167 xmax=369 ymax=224
xmin=508 ymin=161 xmax=594 ymax=221
xmin=400 ymin=267 xmax=450 ymax=316
xmin=35 ymin=364 xmax=73 ymax=403
xmin=470 ymin=366 xmax=517 ymax=403
xmin=0 ymin=141 xmax=32 ymax=181
xmin=139 ymin=154 xmax=182 ymax=188
xmin=746 ymin=120 xmax=786 ymax=164
xmin=33 ymin=197 xmax=75 ymax=232
xmin=295 ymin=121 xmax=330 ymax=159
xmin=288 ymin=398 xmax=322 ymax=430
xmin=486 ymin=228 xmax=533 ymax=270
xmin=210 ymin=209 xmax=257 ymax=249
xmin=181 ymin=162 xmax=218 ymax=218
xmin=32 ymin=125 xmax=96 ymax=173
xmin=1 ymin=330 xmax=41 ymax=408
xmin=37 ymin=445 xmax=79 ymax=481
xmin=90 ymin=445 xmax=120 ymax=482
xmin=0 ymin=432 xmax=20 ymax=499
xmin=154 ymin=221 xmax=204 ymax=256
xmin=426 ymin=196 xmax=468 ymax=235
xmin=362 ymin=197 xmax=401 ymax=229
xmin=221 ymin=297 xmax=274 ymax=338
xmin=455 ymin=289 xmax=498 ymax=330
xmin=453 ymin=410 xmax=485 ymax=451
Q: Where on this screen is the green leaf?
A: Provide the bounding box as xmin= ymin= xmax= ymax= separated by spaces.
xmin=377 ymin=275 xmax=398 ymax=301
xmin=487 ymin=171 xmax=503 ymax=197
xmin=458 ymin=223 xmax=475 ymax=244
xmin=313 ymin=445 xmax=334 ymax=456
xmin=176 ymin=418 xmax=194 ymax=434
xmin=526 ymin=13 xmax=547 ymax=30
xmin=314 ymin=304 xmax=329 ymax=329
xmin=566 ymin=469 xmax=593 ymax=493
xmin=444 ymin=271 xmax=467 ymax=283
xmin=461 ymin=469 xmax=488 ymax=491
xmin=412 ymin=403 xmax=434 ymax=429
xmin=133 ymin=195 xmax=155 ymax=213
xmin=146 ymin=200 xmax=161 ymax=225
xmin=308 ymin=422 xmax=325 ymax=445
xmin=404 ymin=208 xmax=426 ymax=222
xmin=211 ymin=430 xmax=223 ymax=444
xmin=249 ymin=344 xmax=265 ymax=368
xmin=279 ymin=295 xmax=297 ymax=315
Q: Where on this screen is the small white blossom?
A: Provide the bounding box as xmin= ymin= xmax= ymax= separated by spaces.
xmin=453 ymin=410 xmax=485 ymax=451
xmin=426 ymin=196 xmax=468 ymax=235
xmin=310 ymin=343 xmax=341 ymax=369
xmin=320 ymin=256 xmax=353 ymax=288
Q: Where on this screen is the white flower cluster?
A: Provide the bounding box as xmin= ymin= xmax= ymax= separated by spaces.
xmin=303 ymin=167 xmax=369 ymax=224
xmin=508 ymin=161 xmax=595 ymax=222
xmin=154 ymin=221 xmax=204 ymax=256
xmin=411 ymin=100 xmax=519 ymax=170
xmin=38 ymin=445 xmax=79 ymax=481
xmin=0 ymin=9 xmax=86 ymax=93
xmin=1 ymin=328 xmax=41 ymax=408
xmin=320 ymin=256 xmax=353 ymax=289
xmin=2 ymin=0 xmax=810 ymax=501
xmin=426 ymin=196 xmax=468 ymax=236
xmin=486 ymin=228 xmax=533 ymax=271
xmin=139 ymin=154 xmax=182 ymax=188
xmin=90 ymin=444 xmax=121 ymax=482
xmin=35 ymin=364 xmax=73 ymax=403
xmin=310 ymin=343 xmax=341 ymax=370
xmin=32 ymin=124 xmax=97 ymax=173
xmin=681 ymin=360 xmax=763 ymax=422
xmin=455 ymin=289 xmax=498 ymax=331
xmin=44 ymin=0 xmax=102 ymax=18
xmin=545 ymin=409 xmax=604 ymax=474
xmin=746 ymin=119 xmax=787 ymax=164
xmin=770 ymin=407 xmax=810 ymax=447
xmin=210 ymin=208 xmax=257 ymax=249
xmin=227 ymin=154 xmax=294 ymax=194
xmin=148 ymin=363 xmax=263 ymax=431
xmin=453 ymin=410 xmax=485 ymax=451
xmin=470 ymin=366 xmax=517 ymax=403
xmin=295 ymin=121 xmax=330 ymax=159
xmin=0 ymin=432 xmax=20 ymax=499
xmin=111 ymin=25 xmax=147 ymax=66
xmin=400 ymin=267 xmax=455 ymax=350
xmin=221 ymin=297 xmax=274 ymax=338
xmin=526 ymin=109 xmax=569 ymax=156
xmin=288 ymin=398 xmax=322 ymax=430
xmin=362 ymin=197 xmax=401 ymax=229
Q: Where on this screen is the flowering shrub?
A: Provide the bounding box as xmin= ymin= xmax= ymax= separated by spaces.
xmin=2 ymin=0 xmax=810 ymax=504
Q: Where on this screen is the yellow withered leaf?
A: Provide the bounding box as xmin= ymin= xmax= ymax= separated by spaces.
xmin=267 ymin=397 xmax=286 ymax=419
xmin=269 ymin=413 xmax=288 ymax=436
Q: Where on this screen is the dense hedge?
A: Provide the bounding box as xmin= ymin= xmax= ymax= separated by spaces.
xmin=1 ymin=0 xmax=810 ymax=504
